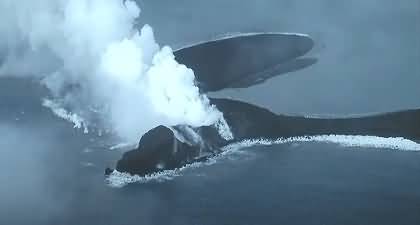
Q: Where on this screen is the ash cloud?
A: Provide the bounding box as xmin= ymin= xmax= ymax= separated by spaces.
xmin=0 ymin=0 xmax=231 ymax=141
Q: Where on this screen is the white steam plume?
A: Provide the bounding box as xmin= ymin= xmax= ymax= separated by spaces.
xmin=0 ymin=0 xmax=232 ymax=141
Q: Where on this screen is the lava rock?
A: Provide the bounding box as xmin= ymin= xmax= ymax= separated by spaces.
xmin=114 ymin=125 xmax=202 ymax=176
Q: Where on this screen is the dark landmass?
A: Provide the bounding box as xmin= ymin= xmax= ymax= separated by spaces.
xmin=111 ymin=98 xmax=420 ymax=177
xmin=174 ymin=33 xmax=315 ymax=92
xmin=109 ymin=32 xmax=419 ymax=178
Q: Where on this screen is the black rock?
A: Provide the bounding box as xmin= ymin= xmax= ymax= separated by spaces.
xmin=107 ymin=32 xmax=420 ymax=178
xmin=104 ymin=168 xmax=114 ymax=176
xmin=110 ymin=98 xmax=420 ymax=177
xmin=114 ymin=126 xmax=204 ymax=176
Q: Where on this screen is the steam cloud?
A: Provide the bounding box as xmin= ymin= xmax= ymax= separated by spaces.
xmin=0 ymin=0 xmax=232 ymax=141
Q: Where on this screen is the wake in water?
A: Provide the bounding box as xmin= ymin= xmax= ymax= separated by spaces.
xmin=106 ymin=135 xmax=420 ymax=188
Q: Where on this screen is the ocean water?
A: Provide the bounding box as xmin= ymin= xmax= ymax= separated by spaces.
xmin=1 ymin=1 xmax=420 ymax=224
xmin=1 ymin=84 xmax=420 ymax=225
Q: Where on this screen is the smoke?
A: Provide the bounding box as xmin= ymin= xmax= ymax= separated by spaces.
xmin=0 ymin=0 xmax=232 ymax=141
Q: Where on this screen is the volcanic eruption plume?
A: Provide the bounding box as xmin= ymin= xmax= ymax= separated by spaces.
xmin=0 ymin=0 xmax=232 ymax=141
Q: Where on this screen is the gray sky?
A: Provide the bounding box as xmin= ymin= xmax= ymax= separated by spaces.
xmin=139 ymin=0 xmax=420 ymax=115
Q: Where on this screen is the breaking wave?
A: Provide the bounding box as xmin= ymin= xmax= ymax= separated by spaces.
xmin=106 ymin=135 xmax=420 ymax=187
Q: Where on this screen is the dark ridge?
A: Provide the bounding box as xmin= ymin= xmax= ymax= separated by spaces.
xmin=174 ymin=33 xmax=315 ymax=92
xmin=112 ymin=98 xmax=420 ymax=177
xmin=212 ymin=98 xmax=420 ymax=141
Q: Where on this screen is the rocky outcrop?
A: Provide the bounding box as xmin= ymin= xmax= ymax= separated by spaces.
xmin=108 ymin=98 xmax=420 ymax=177
xmin=112 ymin=126 xmax=209 ymax=176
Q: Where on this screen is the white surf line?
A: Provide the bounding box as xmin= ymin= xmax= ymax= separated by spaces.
xmin=224 ymin=135 xmax=420 ymax=152
xmin=106 ymin=159 xmax=217 ymax=188
xmin=109 ymin=142 xmax=137 ymax=151
xmin=106 ymin=135 xmax=420 ymax=187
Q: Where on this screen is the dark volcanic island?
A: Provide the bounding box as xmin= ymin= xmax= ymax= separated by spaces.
xmin=106 ymin=33 xmax=420 ymax=178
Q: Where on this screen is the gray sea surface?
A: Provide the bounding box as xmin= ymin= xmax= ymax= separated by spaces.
xmin=1 ymin=0 xmax=419 ymax=224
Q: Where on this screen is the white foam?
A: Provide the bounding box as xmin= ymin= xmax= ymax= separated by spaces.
xmin=215 ymin=117 xmax=234 ymax=140
xmin=224 ymin=135 xmax=420 ymax=152
xmin=42 ymin=99 xmax=88 ymax=133
xmin=0 ymin=0 xmax=230 ymax=143
xmin=294 ymin=135 xmax=420 ymax=151
xmin=106 ymin=159 xmax=216 ymax=188
xmin=109 ymin=142 xmax=137 ymax=151
xmin=106 ymin=135 xmax=420 ymax=187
